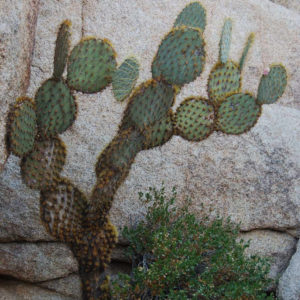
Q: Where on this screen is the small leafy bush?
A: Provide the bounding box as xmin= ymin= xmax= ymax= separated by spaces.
xmin=111 ymin=186 xmax=275 ymax=299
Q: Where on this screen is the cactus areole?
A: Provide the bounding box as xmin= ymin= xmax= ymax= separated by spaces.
xmin=5 ymin=2 xmax=287 ymax=299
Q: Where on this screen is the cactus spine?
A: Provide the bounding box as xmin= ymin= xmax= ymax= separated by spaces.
xmin=6 ymin=3 xmax=287 ymax=299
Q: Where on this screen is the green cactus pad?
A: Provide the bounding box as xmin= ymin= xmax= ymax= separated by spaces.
xmin=21 ymin=137 xmax=66 ymax=190
xmin=219 ymin=19 xmax=232 ymax=64
xmin=121 ymin=80 xmax=175 ymax=131
xmin=257 ymin=64 xmax=287 ymax=105
xmin=112 ymin=57 xmax=139 ymax=102
xmin=174 ymin=2 xmax=206 ymax=31
xmin=207 ymin=61 xmax=241 ymax=104
xmin=239 ymin=33 xmax=254 ymax=71
xmin=53 ymin=20 xmax=71 ymax=80
xmin=67 ymin=37 xmax=117 ymax=93
xmin=143 ymin=112 xmax=174 ymax=149
xmin=71 ymin=217 xmax=118 ymax=273
xmin=35 ymin=79 xmax=76 ymax=138
xmin=89 ymin=168 xmax=129 ymax=227
xmin=152 ymin=26 xmax=205 ymax=86
xmin=216 ymin=93 xmax=261 ymax=134
xmin=7 ymin=97 xmax=37 ymax=157
xmin=95 ymin=128 xmax=144 ymax=175
xmin=40 ymin=179 xmax=88 ymax=243
xmin=174 ymin=97 xmax=215 ymax=141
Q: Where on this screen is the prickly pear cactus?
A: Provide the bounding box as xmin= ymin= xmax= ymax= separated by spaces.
xmin=40 ymin=178 xmax=88 ymax=243
xmin=257 ymin=64 xmax=287 ymax=104
xmin=53 ymin=20 xmax=71 ymax=80
xmin=35 ymin=79 xmax=76 ymax=138
xmin=173 ymin=1 xmax=206 ymax=31
xmin=121 ymin=80 xmax=175 ymax=131
xmin=152 ymin=26 xmax=206 ymax=86
xmin=6 ymin=97 xmax=37 ymax=157
xmin=67 ymin=37 xmax=117 ymax=93
xmin=143 ymin=112 xmax=174 ymax=149
xmin=6 ymin=3 xmax=288 ymax=300
xmin=175 ymin=97 xmax=215 ymax=141
xmin=21 ymin=137 xmax=66 ymax=190
xmin=112 ymin=57 xmax=140 ymax=102
xmin=216 ymin=93 xmax=261 ymax=134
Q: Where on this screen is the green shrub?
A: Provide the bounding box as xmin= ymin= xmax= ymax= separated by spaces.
xmin=111 ymin=186 xmax=275 ymax=300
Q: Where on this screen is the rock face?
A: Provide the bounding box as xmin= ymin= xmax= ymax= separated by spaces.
xmin=0 ymin=0 xmax=39 ymax=171
xmin=0 ymin=243 xmax=78 ymax=282
xmin=0 ymin=279 xmax=75 ymax=300
xmin=240 ymin=230 xmax=296 ymax=282
xmin=0 ymin=0 xmax=299 ymax=299
xmin=270 ymin=0 xmax=300 ymax=13
xmin=278 ymin=239 xmax=300 ymax=300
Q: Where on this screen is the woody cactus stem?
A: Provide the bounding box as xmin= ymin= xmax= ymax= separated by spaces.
xmin=6 ymin=2 xmax=288 ymax=300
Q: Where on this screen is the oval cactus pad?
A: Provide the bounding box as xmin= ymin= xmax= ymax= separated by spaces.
xmin=257 ymin=64 xmax=287 ymax=105
xmin=174 ymin=2 xmax=206 ymax=31
xmin=112 ymin=57 xmax=139 ymax=102
xmin=7 ymin=97 xmax=37 ymax=157
xmin=40 ymin=178 xmax=88 ymax=243
xmin=67 ymin=37 xmax=117 ymax=93
xmin=152 ymin=27 xmax=205 ymax=86
xmin=175 ymin=97 xmax=215 ymax=141
xmin=21 ymin=137 xmax=66 ymax=190
xmin=208 ymin=61 xmax=241 ymax=105
xmin=35 ymin=79 xmax=76 ymax=138
xmin=216 ymin=93 xmax=261 ymax=134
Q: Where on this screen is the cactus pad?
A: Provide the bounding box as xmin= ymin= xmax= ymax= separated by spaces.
xmin=95 ymin=129 xmax=144 ymax=175
xmin=67 ymin=37 xmax=117 ymax=93
xmin=174 ymin=2 xmax=206 ymax=31
xmin=121 ymin=80 xmax=175 ymax=131
xmin=90 ymin=168 xmax=128 ymax=227
xmin=239 ymin=33 xmax=254 ymax=71
xmin=257 ymin=64 xmax=287 ymax=105
xmin=112 ymin=57 xmax=139 ymax=102
xmin=216 ymin=93 xmax=261 ymax=134
xmin=7 ymin=97 xmax=37 ymax=157
xmin=152 ymin=27 xmax=205 ymax=86
xmin=71 ymin=217 xmax=118 ymax=273
xmin=143 ymin=112 xmax=174 ymax=149
xmin=40 ymin=179 xmax=88 ymax=243
xmin=21 ymin=138 xmax=66 ymax=190
xmin=219 ymin=19 xmax=232 ymax=64
xmin=207 ymin=61 xmax=241 ymax=104
xmin=35 ymin=79 xmax=76 ymax=138
xmin=175 ymin=97 xmax=215 ymax=141
xmin=53 ymin=20 xmax=71 ymax=80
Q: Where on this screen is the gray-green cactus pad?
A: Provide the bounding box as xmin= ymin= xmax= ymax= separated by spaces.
xmin=53 ymin=20 xmax=71 ymax=80
xmin=121 ymin=80 xmax=175 ymax=131
xmin=175 ymin=97 xmax=215 ymax=141
xmin=216 ymin=93 xmax=261 ymax=134
xmin=152 ymin=26 xmax=205 ymax=86
xmin=40 ymin=179 xmax=88 ymax=243
xmin=208 ymin=61 xmax=241 ymax=104
xmin=67 ymin=38 xmax=117 ymax=93
xmin=174 ymin=2 xmax=206 ymax=31
xmin=219 ymin=19 xmax=232 ymax=64
xmin=7 ymin=97 xmax=37 ymax=157
xmin=35 ymin=79 xmax=76 ymax=138
xmin=143 ymin=112 xmax=174 ymax=149
xmin=257 ymin=64 xmax=287 ymax=105
xmin=112 ymin=57 xmax=139 ymax=102
xmin=21 ymin=137 xmax=66 ymax=190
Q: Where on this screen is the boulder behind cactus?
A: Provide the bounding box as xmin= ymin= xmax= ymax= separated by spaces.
xmin=5 ymin=2 xmax=288 ymax=299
